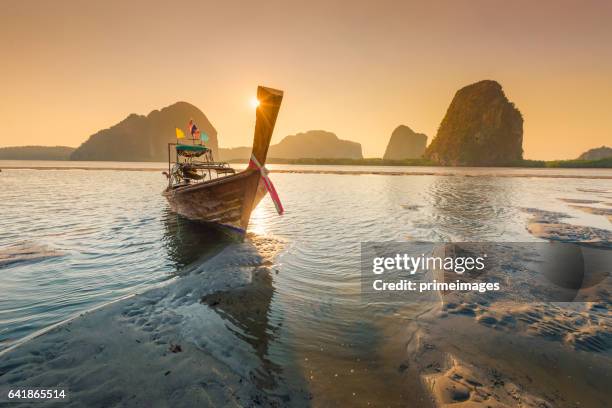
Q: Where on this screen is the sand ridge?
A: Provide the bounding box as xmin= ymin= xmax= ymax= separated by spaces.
xmin=521 ymin=207 xmax=612 ymax=248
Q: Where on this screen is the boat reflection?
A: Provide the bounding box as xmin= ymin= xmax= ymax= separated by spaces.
xmin=162 ymin=211 xmax=284 ymax=392
xmin=201 ymin=257 xmax=281 ymax=391
xmin=161 ymin=210 xmax=231 ymax=270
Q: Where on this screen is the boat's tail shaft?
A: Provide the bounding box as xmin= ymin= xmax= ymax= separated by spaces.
xmin=251 ymin=86 xmax=284 ymax=166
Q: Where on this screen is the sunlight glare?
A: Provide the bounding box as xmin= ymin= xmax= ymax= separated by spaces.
xmin=250 ymin=97 xmax=260 ymax=109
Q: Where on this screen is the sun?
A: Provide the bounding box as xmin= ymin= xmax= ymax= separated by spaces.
xmin=250 ymin=96 xmax=260 ymax=109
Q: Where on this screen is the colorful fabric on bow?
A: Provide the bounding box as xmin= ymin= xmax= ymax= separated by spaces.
xmin=248 ymin=154 xmax=284 ymax=215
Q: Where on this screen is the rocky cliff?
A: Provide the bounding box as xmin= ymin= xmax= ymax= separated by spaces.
xmin=383 ymin=125 xmax=427 ymax=160
xmin=425 ymin=80 xmax=523 ymax=166
xmin=70 ymin=102 xmax=218 ymax=161
xmin=219 ymin=130 xmax=363 ymax=161
xmin=578 ymin=146 xmax=612 ymax=160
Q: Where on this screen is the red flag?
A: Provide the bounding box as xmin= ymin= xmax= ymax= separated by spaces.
xmin=188 ymin=119 xmax=200 ymax=138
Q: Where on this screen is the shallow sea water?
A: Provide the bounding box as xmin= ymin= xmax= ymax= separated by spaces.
xmin=0 ymin=162 xmax=611 ymax=405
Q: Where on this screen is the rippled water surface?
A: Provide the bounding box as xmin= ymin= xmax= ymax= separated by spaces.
xmin=1 ymin=163 xmax=611 ymax=404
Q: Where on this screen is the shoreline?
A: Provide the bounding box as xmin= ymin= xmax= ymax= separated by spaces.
xmin=270 ymin=169 xmax=612 ymax=179
xmin=1 ymin=165 xmax=611 ymax=179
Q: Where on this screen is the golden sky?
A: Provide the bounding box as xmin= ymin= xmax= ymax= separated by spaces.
xmin=1 ymin=0 xmax=610 ymax=159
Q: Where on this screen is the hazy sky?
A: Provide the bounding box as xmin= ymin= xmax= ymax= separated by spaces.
xmin=1 ymin=0 xmax=611 ymax=159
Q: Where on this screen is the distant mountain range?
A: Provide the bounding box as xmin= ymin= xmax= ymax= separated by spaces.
xmin=2 ymin=84 xmax=607 ymax=165
xmin=219 ymin=130 xmax=362 ymax=161
xmin=0 ymin=146 xmax=75 ymax=160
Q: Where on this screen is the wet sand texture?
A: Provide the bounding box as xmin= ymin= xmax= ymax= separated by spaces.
xmin=0 ymin=236 xmax=304 ymax=407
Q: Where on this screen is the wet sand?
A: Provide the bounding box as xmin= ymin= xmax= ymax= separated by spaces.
xmin=1 ymin=234 xmax=610 ymax=407
xmin=0 ymin=243 xmax=64 ymax=267
xmin=397 ymin=242 xmax=612 ymax=407
xmin=522 ymin=207 xmax=612 ymax=248
xmin=0 ymin=236 xmax=307 ymax=407
xmin=417 ymin=313 xmax=610 ymax=407
xmin=568 ymin=205 xmax=612 ymax=223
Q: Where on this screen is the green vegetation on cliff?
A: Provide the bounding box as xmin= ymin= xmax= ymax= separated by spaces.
xmin=426 ymin=80 xmax=523 ymax=166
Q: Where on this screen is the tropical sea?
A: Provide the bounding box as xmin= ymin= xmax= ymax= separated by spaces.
xmin=0 ymin=161 xmax=610 ymax=406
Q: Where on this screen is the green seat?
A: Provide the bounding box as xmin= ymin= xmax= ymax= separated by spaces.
xmin=176 ymin=144 xmax=209 ymax=157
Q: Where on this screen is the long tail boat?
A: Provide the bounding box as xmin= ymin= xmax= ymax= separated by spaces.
xmin=163 ymin=86 xmax=284 ymax=236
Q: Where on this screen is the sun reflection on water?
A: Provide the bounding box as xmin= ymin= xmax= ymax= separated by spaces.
xmin=248 ymin=204 xmax=269 ymax=235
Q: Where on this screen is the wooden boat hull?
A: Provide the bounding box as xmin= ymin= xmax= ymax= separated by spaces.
xmin=163 ymin=168 xmax=267 ymax=234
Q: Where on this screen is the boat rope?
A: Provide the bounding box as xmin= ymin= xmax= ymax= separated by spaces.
xmin=248 ymin=154 xmax=284 ymax=215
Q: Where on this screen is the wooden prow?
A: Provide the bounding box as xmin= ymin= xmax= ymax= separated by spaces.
xmin=251 ymin=86 xmax=284 ymax=166
xmin=236 ymin=85 xmax=284 ymax=233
